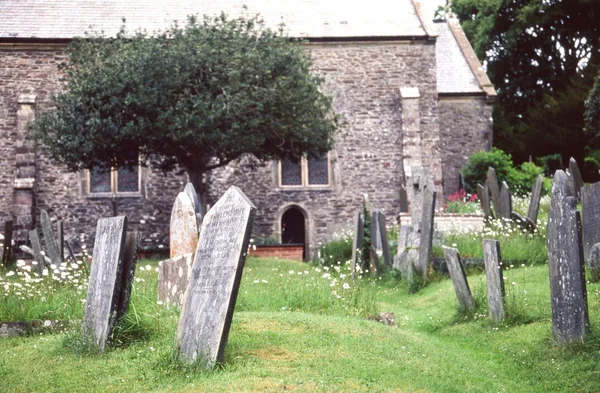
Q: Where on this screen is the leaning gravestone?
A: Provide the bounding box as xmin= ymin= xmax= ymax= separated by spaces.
xmin=176 ymin=186 xmax=256 ymax=367
xmin=371 ymin=210 xmax=390 ymax=266
xmin=499 ymin=181 xmax=512 ymax=220
xmin=483 ymin=239 xmax=505 ymax=323
xmin=569 ymin=157 xmax=584 ymax=200
xmin=170 ymin=192 xmax=199 ymax=259
xmin=57 ymin=221 xmax=64 ymax=261
xmin=581 ymin=181 xmax=600 ymax=261
xmin=117 ymin=232 xmax=139 ymax=319
xmin=82 ymin=216 xmax=128 ymax=351
xmin=442 ymin=246 xmax=475 ymax=312
xmin=487 ymin=167 xmax=501 ymax=217
xmin=2 ymin=220 xmax=13 ymax=266
xmin=351 ymin=211 xmax=364 ymax=279
xmin=40 ymin=209 xmax=61 ymax=265
xmin=29 ymin=230 xmax=45 ymax=272
xmin=527 ymin=174 xmax=543 ymax=225
xmin=547 ymin=170 xmax=590 ymax=344
xmin=589 ymin=243 xmax=600 ymax=282
xmin=158 ymin=252 xmax=194 ymax=307
xmin=477 ymin=183 xmax=494 ymax=220
xmin=417 ymin=189 xmax=436 ymax=278
xmin=184 ymin=182 xmax=204 ymax=228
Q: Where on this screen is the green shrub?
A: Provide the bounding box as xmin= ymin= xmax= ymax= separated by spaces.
xmin=536 ymin=153 xmax=564 ymax=176
xmin=314 ymin=236 xmax=353 ymax=266
xmin=461 ymin=148 xmax=513 ymax=193
xmin=508 ymin=161 xmax=544 ymax=197
xmin=583 ymin=156 xmax=600 ymax=183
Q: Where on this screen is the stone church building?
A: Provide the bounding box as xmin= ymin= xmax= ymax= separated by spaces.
xmin=0 ymin=0 xmax=495 ymax=259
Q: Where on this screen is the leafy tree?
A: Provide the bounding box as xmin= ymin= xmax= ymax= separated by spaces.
xmin=584 ymin=72 xmax=600 ymax=147
xmin=449 ymin=0 xmax=600 ymax=164
xmin=31 ymin=14 xmax=338 ymax=201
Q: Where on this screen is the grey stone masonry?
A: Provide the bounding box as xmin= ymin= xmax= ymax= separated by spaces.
xmin=547 ymin=170 xmax=589 ymax=344
xmin=581 ymin=181 xmax=600 ymax=262
xmin=176 ymin=186 xmax=256 ymax=367
xmin=442 ymin=246 xmax=475 ymax=312
xmin=483 ymin=239 xmax=505 ymax=323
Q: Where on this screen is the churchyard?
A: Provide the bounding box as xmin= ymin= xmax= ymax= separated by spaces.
xmin=2 ymin=167 xmax=600 ymax=392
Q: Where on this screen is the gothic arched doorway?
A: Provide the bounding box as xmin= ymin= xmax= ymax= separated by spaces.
xmin=281 ymin=207 xmax=306 ymax=259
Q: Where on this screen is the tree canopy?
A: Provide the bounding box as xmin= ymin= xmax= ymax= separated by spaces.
xmin=31 ymin=14 xmax=338 ymax=195
xmin=450 ymin=0 xmax=600 ymax=163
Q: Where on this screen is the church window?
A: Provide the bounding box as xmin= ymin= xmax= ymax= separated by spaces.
xmin=279 ymin=154 xmax=330 ymax=187
xmin=88 ymin=166 xmax=141 ymax=195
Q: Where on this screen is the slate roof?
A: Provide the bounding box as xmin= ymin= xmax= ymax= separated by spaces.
xmin=0 ymin=0 xmax=427 ymax=40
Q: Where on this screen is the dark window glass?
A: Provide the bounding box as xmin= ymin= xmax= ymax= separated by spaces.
xmin=281 ymin=159 xmax=302 ymax=185
xmin=90 ymin=168 xmax=111 ymax=193
xmin=308 ymin=156 xmax=329 ymax=185
xmin=118 ymin=167 xmax=139 ymax=192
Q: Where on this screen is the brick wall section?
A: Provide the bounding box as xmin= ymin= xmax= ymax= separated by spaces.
xmin=439 ymin=96 xmax=493 ymax=199
xmin=248 ymin=245 xmax=304 ymax=262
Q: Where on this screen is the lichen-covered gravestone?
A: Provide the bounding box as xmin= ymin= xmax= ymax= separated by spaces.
xmin=569 ymin=157 xmax=584 ymax=200
xmin=158 ymin=252 xmax=194 ymax=307
xmin=82 ymin=216 xmax=128 ymax=351
xmin=581 ymin=181 xmax=600 ymax=262
xmin=176 ymin=186 xmax=256 ymax=367
xmin=351 ymin=211 xmax=364 ymax=279
xmin=417 ymin=188 xmax=436 ymax=278
xmin=442 ymin=246 xmax=475 ymax=312
xmin=169 ymin=192 xmax=199 ymax=258
xmin=483 ymin=239 xmax=505 ymax=323
xmin=547 ymin=170 xmax=590 ymax=344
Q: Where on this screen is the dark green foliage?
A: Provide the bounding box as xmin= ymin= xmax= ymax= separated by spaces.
xmin=583 ymin=157 xmax=600 ymax=183
xmin=315 ymin=237 xmax=352 ymax=267
xmin=536 ymin=153 xmax=563 ymax=176
xmin=30 ymin=14 xmax=338 ymax=195
xmin=584 ymin=73 xmax=600 ymax=151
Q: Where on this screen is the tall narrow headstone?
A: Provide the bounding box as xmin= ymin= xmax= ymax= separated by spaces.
xmin=487 ymin=167 xmax=501 ymax=217
xmin=399 ymin=185 xmax=409 ymax=213
xmin=40 ymin=210 xmax=61 ymax=265
xmin=547 ymin=170 xmax=589 ymax=343
xmin=184 ymin=182 xmax=204 ymax=229
xmin=499 ymin=181 xmax=512 ymax=220
xmin=29 ymin=230 xmax=45 ymax=272
xmin=588 ymin=243 xmax=600 ymax=282
xmin=170 ymin=192 xmax=199 ymax=258
xmin=569 ymin=157 xmax=584 ymax=200
xmin=483 ymin=239 xmax=505 ymax=323
xmin=378 ymin=212 xmax=391 ymax=267
xmin=351 ymin=211 xmax=364 ymax=278
xmin=442 ymin=246 xmax=475 ymax=312
xmin=83 ymin=216 xmax=128 ymax=351
xmin=581 ymin=181 xmax=600 ymax=261
xmin=2 ymin=220 xmax=13 ymax=266
xmin=176 ymin=186 xmax=256 ymax=367
xmin=117 ymin=232 xmax=139 ymax=320
xmin=459 ymin=173 xmax=466 ymax=195
xmin=393 ymin=226 xmax=412 ymax=272
xmin=527 ymin=175 xmax=543 ymax=225
xmin=417 ymin=191 xmax=436 ymax=277
xmin=477 ymin=183 xmax=494 ymax=220
xmin=409 ymin=166 xmax=434 ymax=224
xmin=158 ymin=253 xmax=194 ymax=307
xmin=57 ymin=221 xmax=64 ymax=262
xmin=370 ymin=210 xmax=382 ymax=249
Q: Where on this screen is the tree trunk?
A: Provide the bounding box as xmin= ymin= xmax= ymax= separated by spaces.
xmin=187 ymin=169 xmax=208 ymax=217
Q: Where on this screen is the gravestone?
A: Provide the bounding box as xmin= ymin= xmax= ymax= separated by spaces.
xmin=527 ymin=174 xmax=543 ymax=225
xmin=483 ymin=239 xmax=505 ymax=323
xmin=82 ymin=216 xmax=128 ymax=351
xmin=589 ymin=243 xmax=600 ymax=282
xmin=399 ymin=185 xmax=409 ymax=213
xmin=442 ymin=246 xmax=475 ymax=312
xmin=170 ymin=192 xmax=199 ymax=259
xmin=40 ymin=210 xmax=61 ymax=265
xmin=477 ymin=183 xmax=494 ymax=220
xmin=459 ymin=173 xmax=466 ymax=195
xmin=158 ymin=252 xmax=194 ymax=307
xmin=393 ymin=226 xmax=412 ymax=271
xmin=350 ymin=211 xmax=364 ymax=278
xmin=499 ymin=181 xmax=512 ymax=220
xmin=184 ymin=182 xmax=204 ymax=228
xmin=29 ymin=230 xmax=45 ymax=272
xmin=57 ymin=221 xmax=64 ymax=261
xmin=511 ymin=211 xmax=535 ymax=233
xmin=569 ymin=157 xmax=584 ymax=200
xmin=66 ymin=240 xmax=78 ymax=264
xmin=417 ymin=190 xmax=436 ymax=277
xmin=487 ymin=167 xmax=501 ymax=217
xmin=371 ymin=210 xmax=390 ymax=266
xmin=409 ymin=166 xmax=434 ymax=224
xmin=117 ymin=232 xmax=139 ymax=319
xmin=176 ymin=186 xmax=256 ymax=367
xmin=2 ymin=220 xmax=13 ymax=266
xmin=547 ymin=170 xmax=589 ymax=343
xmin=581 ymin=181 xmax=600 ymax=261
xmin=19 ymin=245 xmax=51 ymax=265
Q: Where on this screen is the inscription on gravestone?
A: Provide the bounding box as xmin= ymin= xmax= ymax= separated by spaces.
xmin=483 ymin=239 xmax=505 ymax=323
xmin=170 ymin=192 xmax=199 ymax=259
xmin=176 ymin=186 xmax=256 ymax=367
xmin=547 ymin=170 xmax=589 ymax=344
xmin=442 ymin=246 xmax=475 ymax=312
xmin=581 ymin=182 xmax=600 ymax=261
xmin=351 ymin=211 xmax=364 ymax=279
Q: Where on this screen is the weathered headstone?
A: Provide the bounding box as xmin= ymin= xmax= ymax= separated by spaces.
xmin=351 ymin=211 xmax=364 ymax=279
xmin=417 ymin=190 xmax=436 ymax=277
xmin=547 ymin=170 xmax=589 ymax=344
xmin=569 ymin=157 xmax=584 ymax=200
xmin=581 ymin=181 xmax=600 ymax=261
xmin=487 ymin=167 xmax=501 ymax=217
xmin=527 ymin=174 xmax=543 ymax=225
xmin=371 ymin=210 xmax=390 ymax=266
xmin=57 ymin=221 xmax=64 ymax=262
xmin=499 ymin=181 xmax=512 ymax=220
xmin=393 ymin=225 xmax=412 ymax=272
xmin=158 ymin=253 xmax=194 ymax=307
xmin=408 ymin=165 xmax=434 ymax=224
xmin=2 ymin=220 xmax=13 ymax=266
xmin=371 ymin=210 xmax=383 ymax=249
xmin=28 ymin=230 xmax=45 ymax=272
xmin=399 ymin=185 xmax=409 ymax=213
xmin=66 ymin=239 xmax=78 ymax=264
xmin=117 ymin=232 xmax=139 ymax=319
xmin=511 ymin=211 xmax=535 ymax=233
xmin=442 ymin=246 xmax=475 ymax=312
xmin=589 ymin=243 xmax=600 ymax=282
xmin=184 ymin=182 xmax=204 ymax=228
xmin=483 ymin=239 xmax=505 ymax=323
xmin=40 ymin=210 xmax=61 ymax=265
xmin=477 ymin=183 xmax=494 ymax=220
xmin=170 ymin=192 xmax=199 ymax=259
xmin=82 ymin=216 xmax=128 ymax=351
xmin=176 ymin=186 xmax=256 ymax=367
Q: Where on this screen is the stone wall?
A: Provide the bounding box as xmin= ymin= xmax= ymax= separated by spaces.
xmin=439 ymin=95 xmax=493 ymax=199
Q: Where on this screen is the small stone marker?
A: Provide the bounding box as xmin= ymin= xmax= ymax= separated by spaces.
xmin=581 ymin=181 xmax=600 ymax=261
xmin=527 ymin=174 xmax=543 ymax=225
xmin=499 ymin=181 xmax=512 ymax=220
xmin=158 ymin=252 xmax=194 ymax=307
xmin=176 ymin=186 xmax=256 ymax=367
xmin=417 ymin=190 xmax=436 ymax=277
xmin=477 ymin=183 xmax=494 ymax=220
xmin=117 ymin=232 xmax=139 ymax=319
xmin=589 ymin=243 xmax=600 ymax=282
xmin=483 ymin=239 xmax=505 ymax=323
xmin=351 ymin=211 xmax=364 ymax=278
xmin=547 ymin=170 xmax=589 ymax=343
xmin=57 ymin=221 xmax=64 ymax=261
xmin=184 ymin=182 xmax=204 ymax=228
xmin=487 ymin=167 xmax=501 ymax=217
xmin=2 ymin=220 xmax=13 ymax=266
xmin=511 ymin=211 xmax=535 ymax=233
xmin=170 ymin=192 xmax=199 ymax=258
xmin=569 ymin=157 xmax=584 ymax=200
xmin=83 ymin=216 xmax=128 ymax=351
xmin=399 ymin=185 xmax=409 ymax=213
xmin=41 ymin=209 xmax=62 ymax=265
xmin=29 ymin=230 xmax=45 ymax=272
xmin=442 ymin=246 xmax=475 ymax=312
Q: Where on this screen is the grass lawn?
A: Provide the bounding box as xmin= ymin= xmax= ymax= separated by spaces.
xmin=2 ymin=257 xmax=600 ymax=392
